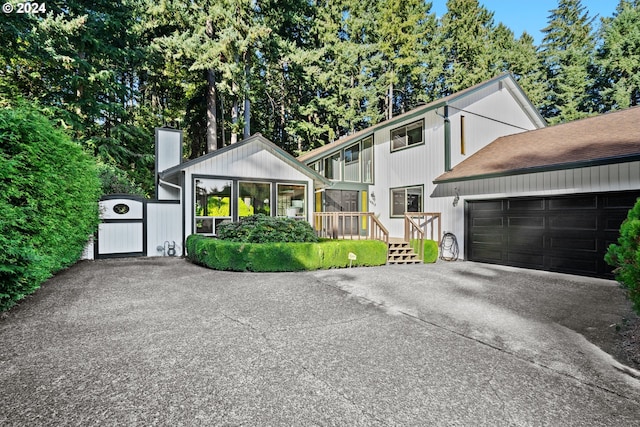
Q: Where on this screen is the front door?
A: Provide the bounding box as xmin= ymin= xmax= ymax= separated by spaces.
xmin=325 ymin=190 xmax=359 ymax=236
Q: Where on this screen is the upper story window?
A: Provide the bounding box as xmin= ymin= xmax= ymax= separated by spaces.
xmin=324 ymin=152 xmax=341 ymax=181
xmin=343 ymin=142 xmax=360 ymax=182
xmin=391 ymin=120 xmax=424 ymax=152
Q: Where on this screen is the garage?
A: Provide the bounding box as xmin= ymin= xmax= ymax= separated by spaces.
xmin=466 ymin=191 xmax=639 ymax=277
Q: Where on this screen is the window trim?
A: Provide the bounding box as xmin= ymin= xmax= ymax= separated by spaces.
xmin=389 ymin=185 xmax=424 ymax=218
xmin=390 ymin=119 xmax=425 ymax=152
xmin=323 ymin=152 xmax=342 ymax=181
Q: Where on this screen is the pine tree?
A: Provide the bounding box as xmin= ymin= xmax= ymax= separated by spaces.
xmin=438 ymin=0 xmax=497 ymax=95
xmin=539 ymin=0 xmax=597 ymax=123
xmin=596 ymin=0 xmax=640 ymax=110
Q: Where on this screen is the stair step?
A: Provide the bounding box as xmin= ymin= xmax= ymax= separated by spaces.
xmin=386 ymin=240 xmax=422 ymax=264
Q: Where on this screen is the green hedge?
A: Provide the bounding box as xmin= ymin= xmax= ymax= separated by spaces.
xmin=0 ymin=106 xmax=101 ymax=311
xmin=605 ymin=197 xmax=640 ymax=314
xmin=216 ymin=214 xmax=318 ymax=243
xmin=186 ymin=234 xmax=388 ymax=272
xmin=409 ymin=239 xmax=439 ymax=263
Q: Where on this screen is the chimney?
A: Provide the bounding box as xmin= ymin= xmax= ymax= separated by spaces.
xmin=155 ymin=128 xmax=183 ymax=200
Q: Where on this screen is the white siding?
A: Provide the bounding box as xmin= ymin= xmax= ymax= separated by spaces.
xmin=147 ymin=202 xmax=183 ymax=257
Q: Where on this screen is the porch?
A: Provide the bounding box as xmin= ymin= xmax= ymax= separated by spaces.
xmin=312 ymin=212 xmax=441 ymax=264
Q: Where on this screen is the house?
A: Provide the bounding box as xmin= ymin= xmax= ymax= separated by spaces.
xmin=89 ymin=132 xmax=327 ymax=259
xmin=432 ymin=106 xmax=640 ymax=277
xmin=297 ymin=73 xmax=546 ymax=241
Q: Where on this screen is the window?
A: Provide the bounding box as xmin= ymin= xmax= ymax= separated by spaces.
xmin=324 ymin=152 xmax=341 ymax=180
xmin=390 ymin=186 xmax=423 ymax=217
xmin=343 ymin=143 xmax=360 ymax=182
xmin=239 ymin=182 xmax=271 ymax=217
xmin=194 ymin=178 xmax=232 ymax=234
xmin=361 ymin=137 xmax=373 ymax=183
xmin=391 ymin=120 xmax=424 ymax=151
xmin=277 ymin=184 xmax=306 ymax=218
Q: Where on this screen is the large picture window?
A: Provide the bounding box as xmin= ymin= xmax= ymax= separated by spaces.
xmin=239 ymin=181 xmax=271 ymax=217
xmin=194 ymin=178 xmax=232 ymax=234
xmin=390 ymin=186 xmax=423 ymax=217
xmin=277 ymin=184 xmax=306 ymax=218
xmin=391 ymin=120 xmax=424 ymax=151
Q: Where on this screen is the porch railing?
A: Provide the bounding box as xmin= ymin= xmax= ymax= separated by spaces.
xmin=404 ymin=212 xmax=442 ymax=244
xmin=313 ymin=212 xmax=389 ymax=244
xmin=404 ymin=214 xmax=425 ymax=261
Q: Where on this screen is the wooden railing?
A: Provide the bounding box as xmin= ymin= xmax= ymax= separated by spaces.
xmin=404 ymin=212 xmax=442 ymax=244
xmin=404 ymin=214 xmax=425 ymax=261
xmin=313 ymin=212 xmax=389 ymax=244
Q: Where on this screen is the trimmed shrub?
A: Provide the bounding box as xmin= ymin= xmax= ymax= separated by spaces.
xmin=186 ymin=234 xmax=387 ymax=272
xmin=0 ymin=106 xmax=101 ymax=311
xmin=217 ymin=214 xmax=318 ymax=243
xmin=409 ymin=239 xmax=439 ymax=263
xmin=605 ymin=198 xmax=640 ymax=314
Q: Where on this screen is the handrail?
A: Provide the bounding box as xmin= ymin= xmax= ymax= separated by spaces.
xmin=405 ymin=212 xmax=442 ymax=244
xmin=313 ymin=212 xmax=389 ymax=244
xmin=404 ymin=214 xmax=425 ymax=261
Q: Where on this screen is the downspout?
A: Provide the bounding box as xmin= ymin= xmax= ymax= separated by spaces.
xmin=444 ymin=105 xmax=451 ymax=172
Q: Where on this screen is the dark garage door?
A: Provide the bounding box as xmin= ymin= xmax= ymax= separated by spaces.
xmin=466 ymin=191 xmax=640 ymax=278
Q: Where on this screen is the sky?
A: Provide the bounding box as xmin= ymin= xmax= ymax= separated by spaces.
xmin=431 ymin=0 xmax=619 ymax=45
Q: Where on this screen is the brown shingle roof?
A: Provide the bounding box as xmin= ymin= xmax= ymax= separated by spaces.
xmin=435 ymin=106 xmax=640 ymax=183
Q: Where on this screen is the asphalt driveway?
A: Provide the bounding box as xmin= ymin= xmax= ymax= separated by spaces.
xmin=1 ymin=258 xmax=639 ymax=426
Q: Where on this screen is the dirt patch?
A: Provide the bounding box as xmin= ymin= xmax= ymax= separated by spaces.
xmin=615 ymin=314 xmax=640 ymax=370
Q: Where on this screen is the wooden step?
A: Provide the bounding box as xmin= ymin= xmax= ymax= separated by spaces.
xmin=387 ymin=241 xmax=422 ymax=264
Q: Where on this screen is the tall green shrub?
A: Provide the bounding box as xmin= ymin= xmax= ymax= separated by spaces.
xmin=217 ymin=214 xmax=318 ymax=243
xmin=605 ymin=197 xmax=640 ymax=314
xmin=0 ymin=106 xmax=101 ymax=311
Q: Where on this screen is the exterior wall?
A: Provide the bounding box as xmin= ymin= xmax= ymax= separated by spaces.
xmin=181 ymin=142 xmax=315 ymax=240
xmin=432 ymin=160 xmax=640 ymax=258
xmin=147 ymin=201 xmax=183 ymax=257
xmin=368 ymin=81 xmax=539 ymax=239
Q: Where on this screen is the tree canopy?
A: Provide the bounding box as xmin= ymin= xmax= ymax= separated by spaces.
xmin=1 ymin=0 xmax=637 ymax=195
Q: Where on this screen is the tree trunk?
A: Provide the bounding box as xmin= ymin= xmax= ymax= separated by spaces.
xmin=206 ymin=69 xmax=218 ymax=152
xmin=244 ymin=62 xmax=251 ymax=139
xmin=205 ymin=19 xmax=218 ymax=152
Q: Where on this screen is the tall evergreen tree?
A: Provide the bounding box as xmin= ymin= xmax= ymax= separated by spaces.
xmin=596 ymin=0 xmax=640 ymax=110
xmin=539 ymin=0 xmax=597 ymax=123
xmin=438 ymin=0 xmax=497 ymax=95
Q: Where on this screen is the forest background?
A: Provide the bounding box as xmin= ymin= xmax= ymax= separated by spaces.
xmin=1 ymin=0 xmax=639 ymax=196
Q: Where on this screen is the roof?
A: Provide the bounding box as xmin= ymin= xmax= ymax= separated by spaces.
xmin=159 ymin=133 xmax=330 ymax=187
xmin=434 ymin=106 xmax=640 ymax=183
xmin=297 ymin=73 xmax=546 ymax=163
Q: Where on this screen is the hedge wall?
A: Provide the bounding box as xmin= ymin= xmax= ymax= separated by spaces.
xmin=186 ymin=234 xmax=388 ymax=272
xmin=0 ymin=107 xmax=101 ymax=311
xmin=605 ymin=197 xmax=640 ymax=314
xmin=410 ymin=239 xmax=439 ymax=263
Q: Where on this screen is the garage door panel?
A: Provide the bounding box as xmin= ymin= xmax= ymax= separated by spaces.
xmin=472 ymin=217 xmax=503 ymax=228
xmin=507 ymin=252 xmax=544 ymax=268
xmin=508 ymin=216 xmax=544 ymax=228
xmin=547 ymin=256 xmax=598 ymax=276
xmin=507 ymin=198 xmax=544 ymax=211
xmin=549 ymin=236 xmax=597 ymax=252
xmin=470 ymin=246 xmax=504 ymax=263
xmin=471 ymin=200 xmax=504 ymax=211
xmin=549 ymin=196 xmax=597 ymax=210
xmin=549 ymin=215 xmax=597 ymax=230
xmin=471 ymin=232 xmax=503 ymax=245
xmin=508 ymin=233 xmax=544 ymax=248
xmin=603 ymin=193 xmax=639 ymax=208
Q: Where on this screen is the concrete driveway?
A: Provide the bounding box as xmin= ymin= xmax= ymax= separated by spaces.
xmin=1 ymin=258 xmax=639 ymax=426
